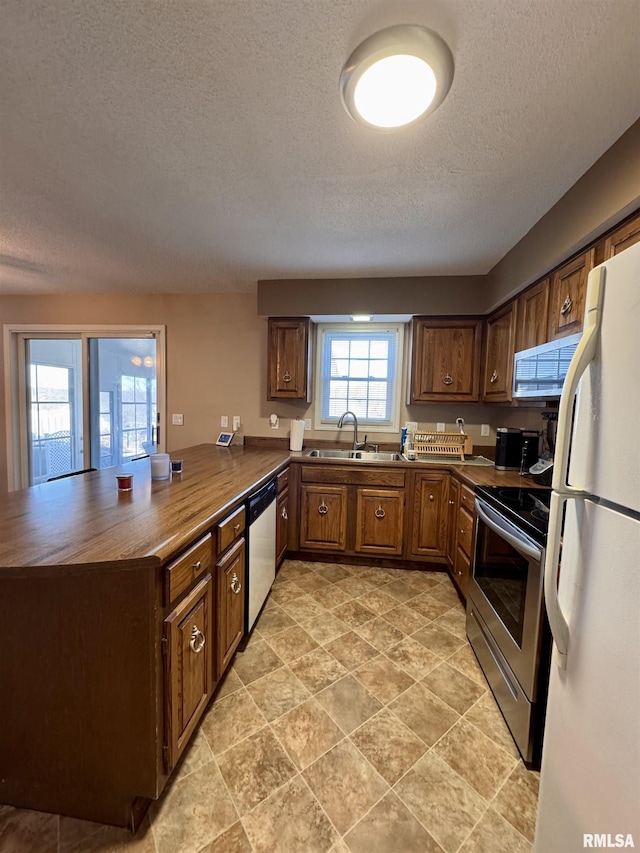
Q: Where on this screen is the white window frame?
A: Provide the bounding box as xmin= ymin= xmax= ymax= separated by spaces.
xmin=313 ymin=322 xmax=405 ymax=433
xmin=3 ymin=324 xmax=166 ymax=491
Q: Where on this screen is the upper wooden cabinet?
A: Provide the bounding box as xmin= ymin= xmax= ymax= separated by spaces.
xmin=267 ymin=317 xmax=311 ymax=400
xmin=547 ymin=248 xmax=595 ymax=340
xmin=516 ymin=278 xmax=549 ymax=353
xmin=604 ymin=212 xmax=640 ymax=258
xmin=482 ymin=301 xmax=517 ymax=403
xmin=409 ymin=317 xmax=483 ymax=403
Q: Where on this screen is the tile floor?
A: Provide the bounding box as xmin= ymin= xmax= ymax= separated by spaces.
xmin=0 ymin=560 xmax=540 ymax=853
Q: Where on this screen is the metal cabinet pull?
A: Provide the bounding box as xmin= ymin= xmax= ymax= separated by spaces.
xmin=192 ymin=560 xmax=202 ymax=574
xmin=560 ymin=294 xmax=573 ymax=316
xmin=449 ymin=499 xmax=455 ymax=505
xmin=230 ymin=572 xmax=242 ymax=595
xmin=233 ymin=523 xmax=240 ymax=532
xmin=429 ymin=494 xmax=435 ymax=502
xmin=283 ymin=372 xmax=292 ymax=383
xmin=374 ymin=505 xmax=385 ymax=519
xmin=190 ymin=625 xmax=205 ymax=654
xmin=281 ymin=507 xmax=288 ymax=520
xmin=442 ymin=373 xmax=453 ymax=386
xmin=490 ymin=369 xmax=499 ymax=384
xmin=318 ymin=502 xmax=328 ymax=515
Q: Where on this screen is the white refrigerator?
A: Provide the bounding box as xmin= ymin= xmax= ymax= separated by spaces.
xmin=534 ymin=241 xmax=640 ymax=851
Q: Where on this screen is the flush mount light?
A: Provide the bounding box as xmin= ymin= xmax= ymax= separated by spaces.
xmin=340 ymin=25 xmax=454 ymax=131
xmin=350 ymin=314 xmax=373 ymax=322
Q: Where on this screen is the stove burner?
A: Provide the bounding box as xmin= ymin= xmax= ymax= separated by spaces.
xmin=531 ymin=508 xmax=549 ymax=523
xmin=497 ymin=488 xmax=538 ymax=510
xmin=476 ymin=485 xmax=551 ymax=546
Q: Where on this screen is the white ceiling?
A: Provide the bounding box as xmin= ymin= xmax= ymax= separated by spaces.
xmin=1 ymin=1 xmax=639 ymax=295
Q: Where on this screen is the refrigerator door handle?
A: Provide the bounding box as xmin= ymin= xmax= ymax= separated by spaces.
xmin=544 ymin=491 xmax=570 ymax=667
xmin=551 ymin=265 xmax=605 ymax=495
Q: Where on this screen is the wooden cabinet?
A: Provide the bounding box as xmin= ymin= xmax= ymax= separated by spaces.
xmin=446 ymin=477 xmax=459 ymax=569
xmin=447 ymin=481 xmax=477 ymax=600
xmin=604 ymin=212 xmax=640 ymax=257
xmin=482 ymin=300 xmax=517 ymax=402
xmin=164 ymin=533 xmax=212 ymax=605
xmin=164 ymin=574 xmax=214 ymax=772
xmin=216 ymin=538 xmax=245 ymax=676
xmin=409 ymin=317 xmax=482 ymax=402
xmin=276 ymin=488 xmax=289 ymax=567
xmin=267 ymin=317 xmax=311 ymax=400
xmin=516 ymin=278 xmax=550 ymax=353
xmin=299 ymin=484 xmax=348 ymax=551
xmin=409 ymin=472 xmax=449 ymax=559
xmin=355 ymin=488 xmax=405 ymax=556
xmin=547 ymin=249 xmax=595 ymax=340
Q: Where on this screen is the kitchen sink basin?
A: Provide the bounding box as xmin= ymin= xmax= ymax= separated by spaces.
xmin=305 ymin=449 xmax=402 ymax=462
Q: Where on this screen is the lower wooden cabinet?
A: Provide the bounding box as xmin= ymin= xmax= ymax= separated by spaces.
xmin=216 ymin=537 xmax=246 ymax=676
xmin=447 ymin=481 xmax=477 ymax=600
xmin=355 ymin=488 xmax=404 ymax=556
xmin=163 ymin=574 xmax=214 ymax=772
xmin=409 ymin=472 xmax=449 ymax=559
xmin=299 ymin=484 xmax=348 ymax=551
xmin=446 ymin=477 xmax=460 ymax=568
xmin=276 ymin=488 xmax=289 ymax=567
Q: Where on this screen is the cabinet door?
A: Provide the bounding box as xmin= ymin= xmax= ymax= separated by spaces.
xmin=516 ymin=278 xmax=550 ymax=352
xmin=446 ymin=477 xmax=459 ymax=568
xmin=267 ymin=317 xmax=311 ymax=400
xmin=355 ymin=488 xmax=404 ymax=556
xmin=482 ymin=300 xmax=517 ymax=402
xmin=217 ymin=538 xmax=245 ymax=677
xmin=164 ymin=574 xmax=214 ymax=772
xmin=299 ymin=484 xmax=347 ymax=551
xmin=410 ymin=318 xmax=482 ymax=402
xmin=409 ymin=473 xmax=449 ymax=559
xmin=604 ymin=212 xmax=640 ymax=258
xmin=276 ymin=488 xmax=289 ymax=567
xmin=547 ymin=249 xmax=595 ymax=340
xmin=453 ymin=547 xmax=471 ymax=599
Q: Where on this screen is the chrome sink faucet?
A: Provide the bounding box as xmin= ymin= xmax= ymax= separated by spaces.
xmin=337 ymin=410 xmax=364 ymax=452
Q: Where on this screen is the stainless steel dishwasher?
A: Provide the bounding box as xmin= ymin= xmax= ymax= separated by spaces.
xmin=246 ymin=479 xmax=277 ymax=631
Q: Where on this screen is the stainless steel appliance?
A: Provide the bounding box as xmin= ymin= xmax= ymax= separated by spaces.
xmin=512 ymin=333 xmax=581 ymax=400
xmin=246 ymin=479 xmax=277 ymax=631
xmin=467 ymin=485 xmax=551 ymax=766
xmin=495 ymin=427 xmax=524 ymax=470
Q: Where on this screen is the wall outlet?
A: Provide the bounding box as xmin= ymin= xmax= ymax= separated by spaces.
xmin=481 ymin=423 xmax=490 ymax=437
xmin=436 ymin=422 xmax=446 ymax=432
xmin=172 ymin=413 xmax=184 ymax=426
xmin=232 ymin=415 xmax=241 ymax=431
xmin=304 ymin=418 xmax=311 ymax=430
xmin=269 ymin=414 xmax=279 ymax=429
xmin=220 ymin=415 xmax=228 ymax=428
xmin=404 ymin=421 xmax=418 ymax=434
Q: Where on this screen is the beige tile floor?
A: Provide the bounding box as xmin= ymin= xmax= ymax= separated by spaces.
xmin=0 ymin=560 xmax=540 ymax=853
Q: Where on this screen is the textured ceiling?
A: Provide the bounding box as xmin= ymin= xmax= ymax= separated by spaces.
xmin=1 ymin=0 xmax=639 ymax=294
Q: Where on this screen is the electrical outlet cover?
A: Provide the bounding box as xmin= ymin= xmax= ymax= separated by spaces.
xmin=481 ymin=423 xmax=491 ymax=437
xmin=304 ymin=418 xmax=311 ymax=430
xmin=436 ymin=422 xmax=446 ymax=432
xmin=232 ymin=415 xmax=241 ymax=431
xmin=221 ymin=415 xmax=228 ymax=428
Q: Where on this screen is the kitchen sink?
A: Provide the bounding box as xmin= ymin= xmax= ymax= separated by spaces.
xmin=305 ymin=449 xmax=402 ymax=462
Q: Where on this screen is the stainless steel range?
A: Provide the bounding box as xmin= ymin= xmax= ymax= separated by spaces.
xmin=466 ymin=485 xmax=552 ymax=767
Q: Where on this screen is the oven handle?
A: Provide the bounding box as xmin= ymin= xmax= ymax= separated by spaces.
xmin=475 ymin=499 xmax=542 ymax=561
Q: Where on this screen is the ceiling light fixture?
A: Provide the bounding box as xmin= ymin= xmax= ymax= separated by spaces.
xmin=350 ymin=314 xmax=373 ymax=322
xmin=340 ymin=25 xmax=454 ymax=131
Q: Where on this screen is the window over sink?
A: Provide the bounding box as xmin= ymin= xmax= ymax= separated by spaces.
xmin=314 ymin=323 xmax=404 ymax=432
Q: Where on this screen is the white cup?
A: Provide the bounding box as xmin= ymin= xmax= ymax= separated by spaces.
xmin=150 ymin=453 xmax=170 ymax=480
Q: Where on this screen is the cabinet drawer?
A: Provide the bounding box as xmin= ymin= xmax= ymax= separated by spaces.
xmin=165 ymin=534 xmax=213 ymax=605
xmin=457 ymin=505 xmax=475 ymax=558
xmin=301 ymin=465 xmax=405 ymax=488
xmin=459 ymin=483 xmax=475 ymax=514
xmin=454 ymin=546 xmax=471 ymax=598
xmin=217 ymin=506 xmax=246 ymax=556
xmin=276 ymin=467 xmax=290 ymax=494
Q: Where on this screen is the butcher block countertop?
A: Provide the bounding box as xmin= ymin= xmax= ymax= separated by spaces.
xmin=0 ymin=444 xmax=289 ymax=571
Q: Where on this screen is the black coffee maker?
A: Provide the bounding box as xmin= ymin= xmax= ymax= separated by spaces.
xmin=495 ymin=428 xmax=524 ymax=470
xmin=520 ymin=430 xmax=541 ymax=475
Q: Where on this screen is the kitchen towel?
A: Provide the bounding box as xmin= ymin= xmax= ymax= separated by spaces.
xmin=290 ymin=419 xmax=305 ymax=451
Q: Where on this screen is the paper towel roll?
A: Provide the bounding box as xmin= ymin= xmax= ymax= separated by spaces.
xmin=289 ymin=419 xmax=305 ymax=451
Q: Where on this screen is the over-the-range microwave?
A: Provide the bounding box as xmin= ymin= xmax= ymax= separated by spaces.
xmin=512 ymin=332 xmax=581 ymax=400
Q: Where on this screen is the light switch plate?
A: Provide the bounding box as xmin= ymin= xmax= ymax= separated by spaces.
xmin=304 ymin=418 xmax=311 ymax=430
xmin=172 ymin=413 xmax=184 ymax=426
xmin=481 ymin=423 xmax=491 ymax=436
xmin=436 ymin=422 xmax=446 ymax=432
xmin=221 ymin=415 xmax=228 ymax=428
xmin=404 ymin=421 xmax=418 ymax=434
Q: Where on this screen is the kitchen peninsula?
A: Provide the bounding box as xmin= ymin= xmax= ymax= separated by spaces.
xmin=0 ymin=443 xmax=531 ymax=830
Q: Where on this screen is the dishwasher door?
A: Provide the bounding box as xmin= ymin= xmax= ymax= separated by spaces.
xmin=246 ymin=480 xmax=277 ymax=631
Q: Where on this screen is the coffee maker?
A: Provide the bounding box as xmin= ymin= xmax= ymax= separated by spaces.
xmin=520 ymin=430 xmax=541 ymax=474
xmin=495 ymin=428 xmax=524 ymax=470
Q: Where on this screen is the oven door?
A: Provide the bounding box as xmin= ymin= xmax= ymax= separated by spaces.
xmin=468 ymin=497 xmax=545 ymax=700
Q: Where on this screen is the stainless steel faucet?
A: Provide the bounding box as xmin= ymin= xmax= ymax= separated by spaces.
xmin=337 ymin=410 xmax=362 ymax=452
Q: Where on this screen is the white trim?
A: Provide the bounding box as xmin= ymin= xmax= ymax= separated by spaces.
xmin=3 ymin=324 xmax=166 ymax=491
xmin=313 ymin=321 xmax=405 ymax=434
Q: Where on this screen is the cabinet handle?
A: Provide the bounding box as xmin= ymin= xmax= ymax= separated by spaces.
xmin=283 ymin=371 xmax=292 ymax=383
xmin=560 ymin=294 xmax=572 ymax=316
xmin=374 ymin=505 xmax=386 ymax=519
xmin=233 ymin=523 xmax=240 ymax=532
xmin=442 ymin=373 xmax=453 ymax=386
xmin=192 ymin=560 xmax=202 ymax=574
xmin=231 ymin=572 xmax=242 ymax=595
xmin=429 ymin=494 xmax=435 ymax=502
xmin=189 ymin=625 xmax=206 ymax=654
xmin=460 ymin=528 xmax=466 ymax=534
xmin=449 ymin=499 xmax=455 ymax=505
xmin=318 ymin=502 xmax=328 ymax=515
xmin=281 ymin=507 xmax=288 ymax=520
xmin=490 ymin=369 xmax=499 ymax=384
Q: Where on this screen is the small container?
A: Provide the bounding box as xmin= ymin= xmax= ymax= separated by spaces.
xmin=116 ymin=473 xmax=134 ymax=492
xmin=150 ymin=453 xmax=171 ymax=480
xmin=171 ymin=459 xmax=183 ymax=474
